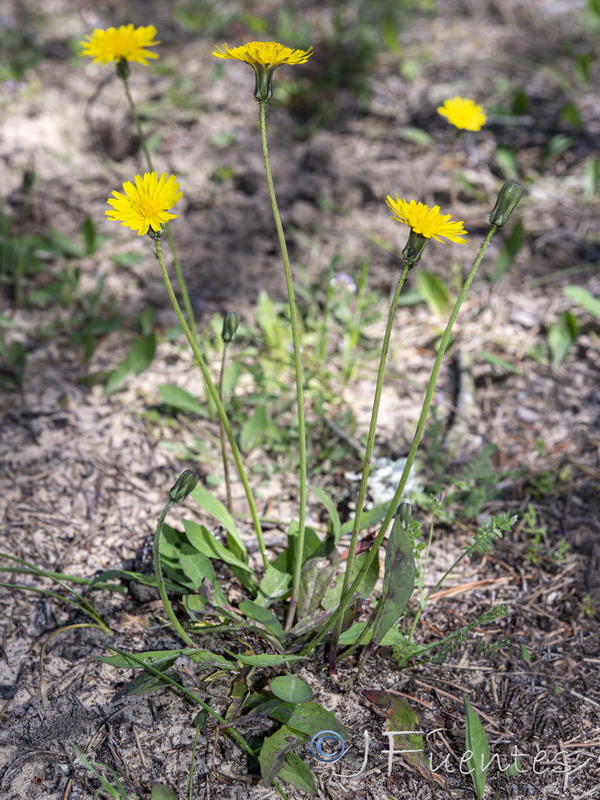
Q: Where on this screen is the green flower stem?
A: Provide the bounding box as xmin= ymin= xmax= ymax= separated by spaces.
xmin=13 ymin=172 xmax=34 ymax=309
xmin=0 ymin=582 xmax=112 ymax=633
xmin=219 ymin=343 xmax=234 ymax=511
xmin=153 ymin=236 xmax=268 ymax=570
xmin=423 ymin=538 xmax=479 ymax=603
xmin=258 ymin=99 xmax=307 ymax=630
xmin=188 ymin=727 xmax=200 ymax=800
xmin=0 ymin=552 xmax=113 ymax=632
xmin=327 ymin=262 xmax=412 ymax=670
xmin=0 ymin=565 xmax=118 ymax=589
xmin=121 ymin=73 xmax=154 ymax=176
xmin=120 ymin=72 xmax=199 ymax=343
xmin=317 ymin=263 xmax=335 ymax=366
xmin=0 ymin=552 xmax=92 ymax=593
xmin=302 ymin=226 xmax=498 ymax=658
xmin=154 ymin=499 xmax=195 ymax=647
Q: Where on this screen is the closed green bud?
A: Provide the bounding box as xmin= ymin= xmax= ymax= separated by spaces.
xmin=169 ymin=469 xmax=199 ymax=503
xmin=221 ymin=311 xmax=240 ymax=343
xmin=489 ymin=180 xmax=523 ymax=228
xmin=397 ymin=502 xmax=413 ymax=528
xmin=22 ymin=169 xmax=35 ymax=195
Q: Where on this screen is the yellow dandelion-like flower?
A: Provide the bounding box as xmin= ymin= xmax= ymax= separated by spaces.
xmin=386 ymin=196 xmax=468 ymax=244
xmin=212 ymin=41 xmax=313 ymax=101
xmin=80 ymin=24 xmax=160 ymax=66
xmin=106 ymin=172 xmax=183 ymax=236
xmin=212 ymin=41 xmax=313 ymax=67
xmin=436 ymin=96 xmax=486 ymax=132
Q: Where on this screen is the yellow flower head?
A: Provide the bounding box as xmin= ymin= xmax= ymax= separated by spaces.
xmin=437 ymin=96 xmax=486 ymax=132
xmin=386 ymin=196 xmax=467 ymax=244
xmin=80 ymin=25 xmax=160 ymax=66
xmin=106 ymin=172 xmax=183 ymax=236
xmin=213 ymin=41 xmax=313 ymax=101
xmin=212 ymin=41 xmax=313 ymax=67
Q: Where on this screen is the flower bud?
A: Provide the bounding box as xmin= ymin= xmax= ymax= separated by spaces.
xmin=402 ymin=231 xmax=430 ymax=268
xmin=169 ymin=469 xmax=199 ymax=503
xmin=221 ymin=312 xmax=240 ymax=343
xmin=22 ymin=169 xmax=35 ymax=195
xmin=489 ymin=180 xmax=523 ymax=228
xmin=397 ymin=502 xmax=413 ymax=528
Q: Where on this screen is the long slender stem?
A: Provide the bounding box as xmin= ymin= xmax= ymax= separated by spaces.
xmin=154 ymin=499 xmax=195 ymax=647
xmin=327 ymin=263 xmax=411 ymax=672
xmin=258 ymin=100 xmax=307 ymax=630
xmin=153 ymin=236 xmax=268 ymax=570
xmin=13 ymin=172 xmax=34 ymax=309
xmin=188 ymin=727 xmax=200 ymax=800
xmin=423 ymin=545 xmax=473 ymax=602
xmin=302 ymin=227 xmax=498 ymax=657
xmin=317 ymin=263 xmax=334 ymax=365
xmin=0 ymin=553 xmax=112 ymax=630
xmin=121 ymin=73 xmax=154 ymax=171
xmin=342 ymin=255 xmax=369 ymax=383
xmin=120 ymin=72 xmax=199 ymax=342
xmin=0 ymin=563 xmax=121 ymax=590
xmin=0 ymin=582 xmax=112 ymax=633
xmin=219 ymin=343 xmax=233 ymax=511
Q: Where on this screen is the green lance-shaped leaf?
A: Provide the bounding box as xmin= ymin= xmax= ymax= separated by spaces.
xmin=223 ymin=650 xmax=307 ymax=668
xmin=270 ymin=675 xmax=313 ymax=704
xmin=549 ymin=309 xmax=578 ymax=367
xmin=310 ymin=485 xmax=341 ymax=543
xmin=182 ymin=520 xmax=252 ymax=574
xmin=190 ymin=483 xmax=247 ymax=559
xmin=238 ymin=599 xmax=286 ymax=641
xmin=259 ymin=724 xmax=306 ymax=788
xmin=266 ymin=700 xmax=346 ymax=740
xmin=151 ymin=784 xmax=178 ymax=800
xmin=417 ymin=270 xmax=452 ymax=316
xmin=98 ymin=648 xmax=236 ymax=670
xmin=321 ymin=549 xmax=380 ymax=610
xmin=158 ymin=383 xmax=209 ymax=417
xmin=364 ymin=690 xmax=447 ymax=790
xmin=563 ymin=285 xmax=600 ymax=319
xmin=277 ymin=751 xmax=317 ymax=794
xmin=369 ymin=515 xmax=416 ymax=648
xmin=297 ymin=543 xmax=338 ymax=618
xmin=105 ymin=332 xmax=157 ymax=395
xmin=464 ymin=698 xmax=490 ymax=800
xmin=257 ymin=553 xmax=293 ymax=606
